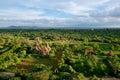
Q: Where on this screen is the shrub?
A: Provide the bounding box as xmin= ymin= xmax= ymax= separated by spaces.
xmin=49 ymin=74 xmax=58 ymax=80
xmin=20 ymin=50 xmax=26 ymax=58
xmin=77 ymin=73 xmax=85 ymax=80
xmin=90 ymin=75 xmax=100 ymax=80
xmin=9 ymin=77 xmax=21 ymax=80
xmin=32 ymin=70 xmax=51 ymax=80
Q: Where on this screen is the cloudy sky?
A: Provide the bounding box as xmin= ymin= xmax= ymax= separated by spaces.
xmin=0 ymin=0 xmax=120 ymax=28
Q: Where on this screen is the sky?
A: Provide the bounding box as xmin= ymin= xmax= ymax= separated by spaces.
xmin=0 ymin=0 xmax=120 ymax=28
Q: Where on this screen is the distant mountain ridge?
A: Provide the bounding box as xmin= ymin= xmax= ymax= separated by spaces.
xmin=7 ymin=26 xmax=39 ymax=29
xmin=3 ymin=25 xmax=119 ymax=29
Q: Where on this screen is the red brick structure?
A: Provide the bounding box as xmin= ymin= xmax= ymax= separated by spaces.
xmin=34 ymin=39 xmax=51 ymax=55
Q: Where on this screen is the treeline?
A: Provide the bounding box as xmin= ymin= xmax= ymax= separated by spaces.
xmin=0 ymin=28 xmax=120 ymax=43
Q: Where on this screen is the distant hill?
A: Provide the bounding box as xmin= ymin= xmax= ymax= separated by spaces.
xmin=7 ymin=26 xmax=39 ymax=29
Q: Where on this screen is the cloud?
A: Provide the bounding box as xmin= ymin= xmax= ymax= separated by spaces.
xmin=56 ymin=1 xmax=90 ymax=16
xmin=0 ymin=9 xmax=44 ymax=19
xmin=5 ymin=0 xmax=110 ymax=16
xmin=55 ymin=0 xmax=110 ymax=16
xmin=90 ymin=3 xmax=120 ymax=17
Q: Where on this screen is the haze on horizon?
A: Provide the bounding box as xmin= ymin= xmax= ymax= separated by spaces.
xmin=0 ymin=0 xmax=120 ymax=28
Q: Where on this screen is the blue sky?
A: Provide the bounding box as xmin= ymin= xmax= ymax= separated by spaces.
xmin=0 ymin=0 xmax=120 ymax=28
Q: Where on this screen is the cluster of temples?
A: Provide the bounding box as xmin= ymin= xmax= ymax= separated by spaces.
xmin=34 ymin=39 xmax=51 ymax=55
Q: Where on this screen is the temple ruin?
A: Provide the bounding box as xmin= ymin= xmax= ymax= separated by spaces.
xmin=34 ymin=39 xmax=51 ymax=55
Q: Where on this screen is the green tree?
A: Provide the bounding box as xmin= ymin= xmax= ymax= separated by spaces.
xmin=90 ymin=75 xmax=100 ymax=80
xmin=77 ymin=73 xmax=85 ymax=80
xmin=20 ymin=50 xmax=26 ymax=58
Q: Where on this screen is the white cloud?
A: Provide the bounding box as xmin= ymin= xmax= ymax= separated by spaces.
xmin=90 ymin=3 xmax=120 ymax=17
xmin=10 ymin=0 xmax=110 ymax=16
xmin=0 ymin=9 xmax=44 ymax=19
xmin=55 ymin=0 xmax=110 ymax=15
xmin=56 ymin=1 xmax=90 ymax=16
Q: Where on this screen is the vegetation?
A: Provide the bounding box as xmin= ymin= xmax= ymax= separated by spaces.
xmin=0 ymin=28 xmax=120 ymax=80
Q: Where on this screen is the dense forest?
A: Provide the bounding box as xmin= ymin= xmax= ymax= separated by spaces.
xmin=0 ymin=28 xmax=120 ymax=80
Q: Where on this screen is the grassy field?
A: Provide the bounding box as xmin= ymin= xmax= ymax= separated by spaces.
xmin=7 ymin=54 xmax=58 ymax=73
